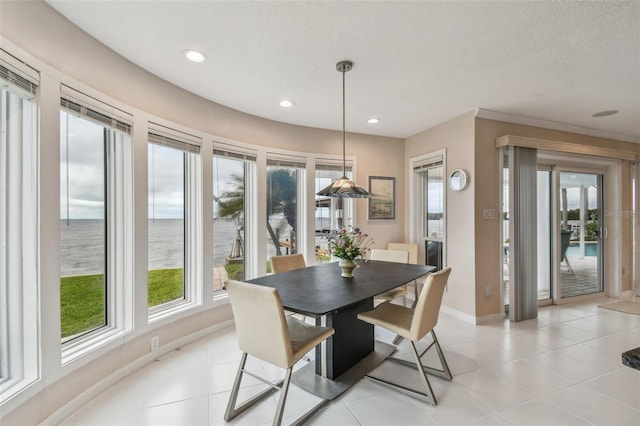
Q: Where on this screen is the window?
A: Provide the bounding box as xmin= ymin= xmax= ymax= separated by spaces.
xmin=148 ymin=127 xmax=202 ymax=316
xmin=266 ymin=155 xmax=305 ymax=267
xmin=59 ymin=88 xmax=133 ymax=359
xmin=412 ymin=152 xmax=445 ymax=270
xmin=425 ymin=166 xmax=444 ymax=240
xmin=60 ymin=109 xmax=107 ymax=340
xmin=213 ymin=144 xmax=256 ymax=290
xmin=0 ymin=52 xmax=39 ymax=402
xmin=315 ymin=159 xmax=354 ymax=263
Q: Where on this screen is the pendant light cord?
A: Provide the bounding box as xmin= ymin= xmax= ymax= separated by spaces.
xmin=342 ymin=66 xmax=346 ymax=177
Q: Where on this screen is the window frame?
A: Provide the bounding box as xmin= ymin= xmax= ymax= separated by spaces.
xmin=147 ymin=125 xmax=203 ymax=322
xmin=59 ymin=89 xmax=134 ymax=365
xmin=212 ymin=144 xmax=257 ymax=296
xmin=410 ymin=150 xmax=446 ymax=267
xmin=0 ymin=52 xmax=40 ymax=402
xmin=265 ymin=153 xmax=307 ymax=263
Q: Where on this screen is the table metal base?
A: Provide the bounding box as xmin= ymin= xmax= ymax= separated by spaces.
xmin=292 ymin=340 xmax=396 ymax=400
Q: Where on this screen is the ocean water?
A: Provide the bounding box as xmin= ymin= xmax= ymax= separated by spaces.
xmin=60 ymin=219 xmax=237 ymax=276
xmin=60 ymin=218 xmax=333 ymax=276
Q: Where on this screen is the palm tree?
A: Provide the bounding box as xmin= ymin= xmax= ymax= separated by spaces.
xmin=215 ymin=169 xmax=298 ymax=257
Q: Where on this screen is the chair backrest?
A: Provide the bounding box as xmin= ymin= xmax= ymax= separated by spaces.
xmin=225 ymin=279 xmax=293 ymax=369
xmin=387 ymin=243 xmax=419 ymax=264
xmin=271 ymin=253 xmax=306 ymax=274
xmin=410 ymin=267 xmax=451 ymax=340
xmin=370 ymin=249 xmax=409 ymax=264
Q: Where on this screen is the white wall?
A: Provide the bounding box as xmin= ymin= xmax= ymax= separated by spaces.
xmin=404 ymin=111 xmax=477 ymax=319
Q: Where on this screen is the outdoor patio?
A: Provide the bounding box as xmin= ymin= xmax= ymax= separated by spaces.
xmin=504 ymin=254 xmax=599 ymax=303
xmin=560 ymin=255 xmax=600 ymax=297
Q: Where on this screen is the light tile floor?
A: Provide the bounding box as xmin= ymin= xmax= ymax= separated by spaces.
xmin=60 ymin=297 xmax=640 ymax=426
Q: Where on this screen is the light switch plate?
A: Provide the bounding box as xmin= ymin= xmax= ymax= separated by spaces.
xmin=483 ymin=208 xmax=496 ymax=220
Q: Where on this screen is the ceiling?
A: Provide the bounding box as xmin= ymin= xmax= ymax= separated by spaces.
xmin=46 ymin=1 xmax=639 ymax=141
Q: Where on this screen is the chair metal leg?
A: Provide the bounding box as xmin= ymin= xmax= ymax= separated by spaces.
xmin=563 ymin=257 xmax=575 ymax=276
xmin=224 ymin=352 xmax=281 ymax=422
xmin=430 ymin=330 xmax=452 ymax=380
xmin=365 ymin=340 xmax=438 ymax=405
xmin=390 ymin=330 xmax=452 ymax=381
xmin=225 ymin=353 xmax=330 ymax=425
xmin=392 ymin=334 xmax=404 ymax=345
xmin=409 ymin=340 xmax=438 ymax=405
xmin=273 ymin=367 xmax=292 ymax=426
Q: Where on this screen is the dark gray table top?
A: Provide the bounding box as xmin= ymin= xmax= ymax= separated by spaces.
xmin=622 ymin=347 xmax=640 ymax=370
xmin=247 ymin=260 xmax=435 ymax=316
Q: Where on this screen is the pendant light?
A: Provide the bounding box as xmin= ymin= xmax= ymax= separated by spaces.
xmin=316 ymin=60 xmax=370 ymax=198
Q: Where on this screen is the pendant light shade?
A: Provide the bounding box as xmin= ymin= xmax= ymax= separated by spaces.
xmin=316 ymin=61 xmax=370 ymax=198
xmin=316 ymin=175 xmax=371 ymax=198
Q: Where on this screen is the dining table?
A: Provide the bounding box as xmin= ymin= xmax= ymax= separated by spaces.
xmin=247 ymin=259 xmax=435 ymax=400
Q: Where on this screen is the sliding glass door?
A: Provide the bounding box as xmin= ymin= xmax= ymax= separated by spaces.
xmin=537 ymin=169 xmax=552 ymax=302
xmin=557 ymin=171 xmax=604 ymax=299
xmin=503 ymin=152 xmax=606 ymax=314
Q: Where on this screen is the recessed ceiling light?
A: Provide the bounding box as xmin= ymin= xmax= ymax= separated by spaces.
xmin=366 ymin=117 xmax=380 ymax=124
xmin=592 ymin=110 xmax=618 ymax=118
xmin=183 ymin=49 xmax=207 ymax=63
xmin=279 ymin=100 xmax=295 ymax=108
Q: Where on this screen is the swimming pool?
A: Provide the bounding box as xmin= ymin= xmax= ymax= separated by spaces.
xmin=565 ymin=242 xmax=597 ymax=257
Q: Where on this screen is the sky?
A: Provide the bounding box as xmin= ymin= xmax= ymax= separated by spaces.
xmin=148 ymin=143 xmax=185 ymax=219
xmin=60 ymin=112 xmax=105 ymax=220
xmin=60 ymin=111 xmax=246 ymax=220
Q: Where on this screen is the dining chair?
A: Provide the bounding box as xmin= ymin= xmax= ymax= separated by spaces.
xmin=387 ymin=242 xmax=418 ymax=264
xmin=224 ymin=279 xmax=335 ymax=426
xmin=270 ymin=253 xmax=306 ymax=274
xmin=370 ymin=249 xmax=411 ymax=306
xmin=560 ymin=229 xmax=575 ymax=276
xmin=270 ymin=253 xmax=310 ymax=336
xmin=357 ymin=267 xmax=452 ymax=405
xmin=387 ymin=242 xmax=422 ymax=305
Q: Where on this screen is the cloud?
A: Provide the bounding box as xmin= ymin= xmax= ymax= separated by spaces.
xmin=60 ymin=113 xmax=106 ymax=219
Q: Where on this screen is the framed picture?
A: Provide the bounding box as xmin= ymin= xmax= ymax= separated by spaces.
xmin=368 ymin=176 xmax=396 ymax=220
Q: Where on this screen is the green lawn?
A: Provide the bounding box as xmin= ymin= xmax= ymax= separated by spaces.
xmin=61 ymin=265 xmax=246 ymax=338
xmin=60 ymin=274 xmax=106 ymax=338
xmin=224 ymin=262 xmax=244 ymax=280
xmin=61 ymin=268 xmax=185 ymax=339
xmin=147 ymin=268 xmax=184 ymax=307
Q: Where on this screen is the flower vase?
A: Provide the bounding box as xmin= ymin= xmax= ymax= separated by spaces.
xmin=338 ymin=259 xmax=355 ymax=278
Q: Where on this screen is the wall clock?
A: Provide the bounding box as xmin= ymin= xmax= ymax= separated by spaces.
xmin=448 ymin=169 xmax=469 ymax=191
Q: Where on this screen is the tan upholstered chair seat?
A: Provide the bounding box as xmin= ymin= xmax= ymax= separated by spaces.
xmin=286 ymin=316 xmax=334 ymax=360
xmin=357 ymin=302 xmax=413 ymax=340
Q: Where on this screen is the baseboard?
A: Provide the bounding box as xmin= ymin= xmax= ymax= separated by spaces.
xmin=475 ymin=313 xmax=506 ymax=325
xmin=41 ymin=320 xmax=234 ymax=426
xmin=440 ymin=305 xmax=504 ymax=325
xmin=620 ymin=290 xmax=634 ymax=299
